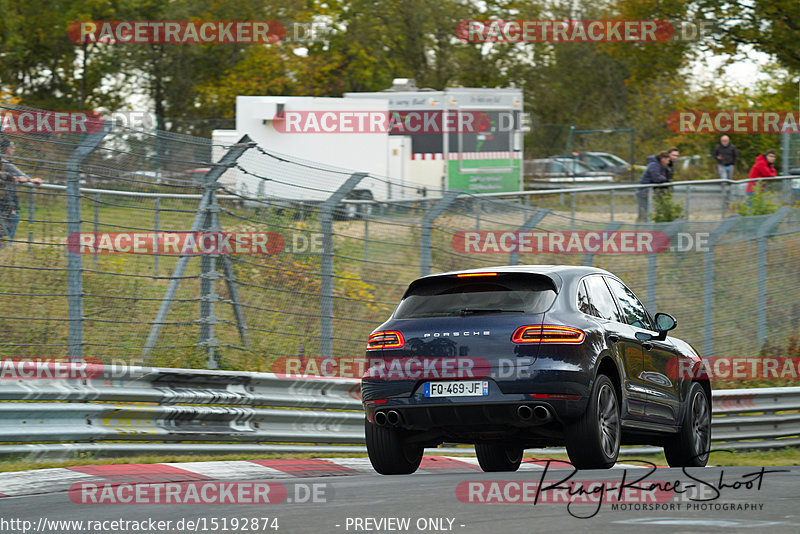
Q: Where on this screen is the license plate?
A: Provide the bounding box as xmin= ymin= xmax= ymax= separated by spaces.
xmin=424 ymin=380 xmax=489 ymax=397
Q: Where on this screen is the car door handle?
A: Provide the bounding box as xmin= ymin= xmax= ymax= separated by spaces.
xmin=642 ymin=342 xmax=653 ymax=351
xmin=607 ymin=334 xmax=620 ymax=344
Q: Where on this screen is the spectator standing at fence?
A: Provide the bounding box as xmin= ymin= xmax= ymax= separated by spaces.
xmin=1 ymin=138 xmax=42 ymax=249
xmin=713 ymin=135 xmax=738 ymax=180
xmin=665 ymin=147 xmax=679 ymax=182
xmin=637 ymin=151 xmax=670 ymax=222
xmin=745 ymin=149 xmax=777 ymax=202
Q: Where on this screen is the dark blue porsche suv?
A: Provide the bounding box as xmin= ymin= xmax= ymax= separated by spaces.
xmin=362 ymin=265 xmax=711 ymax=473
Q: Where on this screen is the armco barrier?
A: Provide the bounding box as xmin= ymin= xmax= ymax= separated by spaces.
xmin=0 ymin=363 xmax=798 ymax=458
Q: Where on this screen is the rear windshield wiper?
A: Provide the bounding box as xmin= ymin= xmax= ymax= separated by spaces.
xmin=459 ymin=308 xmax=525 ymax=316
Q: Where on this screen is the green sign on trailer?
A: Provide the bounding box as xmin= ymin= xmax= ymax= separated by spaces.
xmin=346 ymin=85 xmax=524 ymax=195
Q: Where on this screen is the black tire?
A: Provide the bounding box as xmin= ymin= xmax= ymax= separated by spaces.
xmin=365 ymin=419 xmax=423 ymax=475
xmin=664 ymin=382 xmax=711 ymax=468
xmin=475 ymin=443 xmax=523 ymax=472
xmin=565 ymin=374 xmax=620 ymax=469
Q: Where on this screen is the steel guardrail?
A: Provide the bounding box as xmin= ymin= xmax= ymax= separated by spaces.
xmin=0 ymin=363 xmax=798 ymax=457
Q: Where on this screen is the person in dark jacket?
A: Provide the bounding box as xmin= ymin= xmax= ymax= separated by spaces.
xmin=713 ymin=135 xmax=738 ymax=180
xmin=637 ymin=151 xmax=670 ymax=222
xmin=745 ymin=150 xmax=777 ymax=201
xmin=1 ymin=138 xmax=42 ymax=248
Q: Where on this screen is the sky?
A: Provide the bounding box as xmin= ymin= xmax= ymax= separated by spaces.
xmin=691 ymin=49 xmax=775 ymax=91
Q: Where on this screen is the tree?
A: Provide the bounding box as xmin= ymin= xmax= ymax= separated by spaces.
xmin=694 ymin=0 xmax=800 ymax=73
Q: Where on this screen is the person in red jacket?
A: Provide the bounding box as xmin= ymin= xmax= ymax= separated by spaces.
xmin=745 ymin=149 xmax=777 ymax=201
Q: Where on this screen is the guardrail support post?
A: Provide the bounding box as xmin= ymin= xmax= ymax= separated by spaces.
xmin=66 ymin=126 xmax=108 ymax=362
xmin=420 ymin=190 xmax=461 ymax=277
xmin=319 ymin=172 xmax=368 ymax=359
xmin=703 ymin=216 xmax=740 ymax=357
xmin=756 ymin=206 xmax=791 ymax=346
xmin=509 ymin=209 xmax=550 ymax=265
xmin=143 ymin=136 xmax=254 ymax=364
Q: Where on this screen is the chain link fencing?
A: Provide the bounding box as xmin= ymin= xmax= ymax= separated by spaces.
xmin=1 ymin=103 xmax=799 ymax=372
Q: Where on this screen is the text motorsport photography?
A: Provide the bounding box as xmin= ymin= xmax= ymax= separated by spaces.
xmin=456 ymin=460 xmax=783 ymax=519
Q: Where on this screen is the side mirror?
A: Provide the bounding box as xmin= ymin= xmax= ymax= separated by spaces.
xmin=652 ymin=312 xmax=677 ymax=341
xmin=654 ymin=312 xmax=677 ymax=332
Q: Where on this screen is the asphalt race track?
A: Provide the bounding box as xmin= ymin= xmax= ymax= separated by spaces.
xmin=1 ymin=459 xmax=799 ymax=533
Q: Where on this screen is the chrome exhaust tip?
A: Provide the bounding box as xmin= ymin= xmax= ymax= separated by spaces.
xmin=517 ymin=405 xmax=534 ymax=420
xmin=533 ymin=405 xmax=552 ymax=422
xmin=374 ymin=411 xmax=388 ymax=426
xmin=386 ymin=410 xmax=402 ymax=426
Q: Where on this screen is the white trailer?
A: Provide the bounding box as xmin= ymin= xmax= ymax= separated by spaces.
xmin=230 ymin=96 xmax=395 ymax=201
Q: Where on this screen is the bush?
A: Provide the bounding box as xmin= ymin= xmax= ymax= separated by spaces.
xmin=736 ymin=188 xmax=778 ymax=216
xmin=652 ymin=190 xmax=684 ymax=222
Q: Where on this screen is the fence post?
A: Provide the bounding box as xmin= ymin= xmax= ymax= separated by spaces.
xmin=363 ymin=216 xmax=369 ymax=264
xmin=781 ymin=132 xmax=790 ymax=174
xmin=27 ymin=186 xmax=34 ymax=247
xmin=509 ymin=209 xmax=550 ymax=265
xmin=609 ymin=190 xmax=614 ymax=222
xmin=703 ymin=216 xmax=739 ymax=357
xmin=720 ymin=181 xmax=728 ymax=219
xmin=570 ymin=192 xmax=576 ymax=229
xmin=420 ymin=190 xmax=461 ymax=277
xmin=756 ymin=207 xmax=791 ymax=346
xmin=685 ymin=185 xmax=691 ymax=219
xmin=583 ymin=221 xmax=622 ymax=266
xmin=646 ymin=219 xmax=685 ymax=312
xmin=199 ymin=194 xmax=221 ymax=369
xmin=143 ymin=135 xmax=254 ymax=364
xmin=319 ymin=172 xmax=368 ymax=359
xmin=93 ymin=193 xmax=100 ymax=267
xmin=154 ymin=198 xmax=160 ymax=277
xmin=66 ymin=127 xmax=108 ymax=362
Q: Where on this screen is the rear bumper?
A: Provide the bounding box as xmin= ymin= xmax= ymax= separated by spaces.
xmin=363 ymin=375 xmax=589 ymax=432
xmin=365 ymin=398 xmax=586 ymax=429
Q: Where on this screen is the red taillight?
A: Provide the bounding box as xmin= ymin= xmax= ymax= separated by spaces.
xmin=456 ymin=272 xmax=498 ymax=278
xmin=529 ymin=393 xmax=581 ymax=400
xmin=512 ymin=325 xmax=585 ymax=344
xmin=367 ymin=331 xmax=405 ymax=350
xmin=364 ymin=399 xmax=388 ymax=406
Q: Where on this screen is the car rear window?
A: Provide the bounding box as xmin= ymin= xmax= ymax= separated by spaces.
xmin=393 ymin=273 xmax=557 ymax=319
